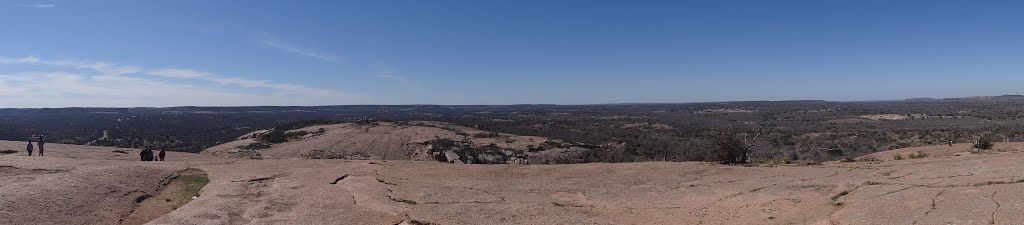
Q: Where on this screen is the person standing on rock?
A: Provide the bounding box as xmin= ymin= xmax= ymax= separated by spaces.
xmin=37 ymin=136 xmax=44 ymax=157
xmin=26 ymin=140 xmax=33 ymax=156
xmin=143 ymin=146 xmax=153 ymax=161
xmin=158 ymin=148 xmax=166 ymax=161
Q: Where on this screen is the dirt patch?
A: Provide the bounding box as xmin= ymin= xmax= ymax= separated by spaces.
xmin=119 ymin=168 xmax=209 ymax=225
xmin=0 ymin=166 xmax=66 ymax=186
xmin=0 ymin=166 xmax=66 ymax=176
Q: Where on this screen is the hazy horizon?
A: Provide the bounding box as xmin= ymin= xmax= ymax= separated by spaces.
xmin=5 ymin=1 xmax=1024 ymax=107
xmin=3 ymin=94 xmax=1020 ymax=109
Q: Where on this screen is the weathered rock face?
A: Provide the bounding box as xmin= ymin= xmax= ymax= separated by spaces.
xmin=203 ymin=121 xmax=591 ymax=164
xmin=444 ymin=150 xmax=460 ymax=163
xmin=9 ymin=140 xmax=1024 ymax=224
xmin=424 ymin=138 xmax=536 ymax=164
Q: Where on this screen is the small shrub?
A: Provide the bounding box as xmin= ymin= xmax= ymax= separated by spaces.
xmin=303 ymin=149 xmax=371 ymax=159
xmin=541 ymin=141 xmax=566 ymax=149
xmin=429 ymin=138 xmax=458 ymax=151
xmin=908 ymin=151 xmax=927 ymax=159
xmin=974 ymin=136 xmax=994 ymax=150
xmin=800 ymin=161 xmax=822 ymax=166
xmin=239 ymin=142 xmax=271 ymax=150
xmin=353 ymin=118 xmax=380 ymax=126
xmin=258 ymin=129 xmax=288 ymax=144
xmin=893 ymin=154 xmax=904 ymax=160
xmin=0 ymin=149 xmax=17 ymax=154
xmin=472 ymin=132 xmax=500 ymax=138
xmin=715 ymin=133 xmax=749 ymax=164
xmin=858 ymin=156 xmax=879 ymax=162
xmin=826 ymin=149 xmax=845 ymax=157
xmin=286 ymin=130 xmax=311 ymax=139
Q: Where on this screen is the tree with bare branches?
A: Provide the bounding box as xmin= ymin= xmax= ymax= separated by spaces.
xmin=714 ymin=124 xmax=765 ymax=164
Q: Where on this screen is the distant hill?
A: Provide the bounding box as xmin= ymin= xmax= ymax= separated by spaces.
xmin=202 ymin=121 xmax=594 ymax=164
xmin=906 ymin=95 xmax=1024 ymax=103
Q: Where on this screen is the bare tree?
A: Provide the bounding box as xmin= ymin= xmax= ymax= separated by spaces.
xmin=714 ymin=123 xmax=765 ymax=164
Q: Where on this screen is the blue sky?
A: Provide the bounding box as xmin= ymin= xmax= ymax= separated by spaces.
xmin=3 ymin=0 xmax=1024 ymax=107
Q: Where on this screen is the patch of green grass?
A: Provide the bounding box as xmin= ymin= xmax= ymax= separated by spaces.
xmin=167 ymin=175 xmax=209 ymax=209
xmin=831 ymin=191 xmax=850 ymax=202
xmin=182 ymin=176 xmax=209 ymax=194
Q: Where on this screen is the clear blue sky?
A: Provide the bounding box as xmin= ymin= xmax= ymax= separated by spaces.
xmin=2 ymin=0 xmax=1024 ymax=107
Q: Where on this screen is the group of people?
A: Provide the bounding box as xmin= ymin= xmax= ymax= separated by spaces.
xmin=23 ymin=135 xmax=170 ymax=161
xmin=140 ymin=146 xmax=166 ymax=161
xmin=25 ymin=136 xmax=44 ymax=156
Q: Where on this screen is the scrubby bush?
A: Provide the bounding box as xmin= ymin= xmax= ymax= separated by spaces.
xmin=473 ymin=132 xmax=501 ymax=138
xmin=239 ymin=142 xmax=271 ymax=150
xmin=302 ymin=149 xmax=371 ymax=159
xmin=893 ymin=154 xmax=904 ymax=160
xmin=258 ymin=129 xmax=288 ymax=144
xmin=353 ymin=118 xmax=382 ymax=126
xmin=287 ymin=130 xmax=311 ymax=138
xmin=858 ymin=156 xmax=879 ymax=162
xmin=826 ymin=149 xmax=845 ymax=157
xmin=974 ymin=136 xmax=994 ymax=150
xmin=715 ymin=134 xmax=749 ymax=164
xmin=908 ymin=151 xmax=927 ymax=159
xmin=429 ymin=138 xmax=458 ymax=150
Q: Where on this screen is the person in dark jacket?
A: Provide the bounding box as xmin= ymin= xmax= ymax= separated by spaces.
xmin=158 ymin=149 xmax=166 ymax=161
xmin=26 ymin=141 xmax=33 ymax=156
xmin=37 ymin=136 xmax=44 ymax=157
xmin=140 ymin=148 xmax=146 ymax=161
xmin=144 ymin=147 xmax=154 ymax=161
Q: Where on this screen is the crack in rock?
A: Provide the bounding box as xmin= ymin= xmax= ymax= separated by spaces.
xmin=330 ymin=174 xmax=349 ymax=184
xmin=989 ymin=191 xmax=1000 ymax=224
